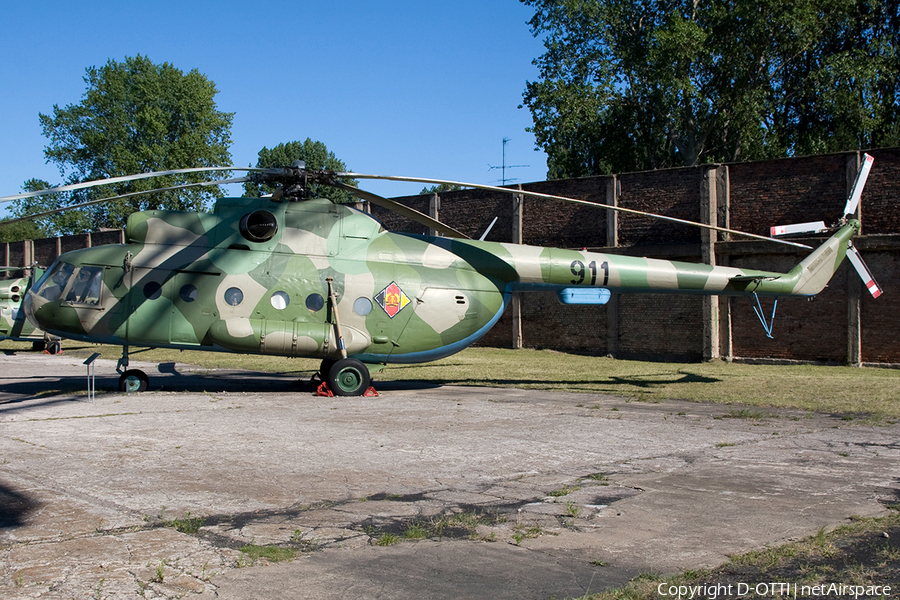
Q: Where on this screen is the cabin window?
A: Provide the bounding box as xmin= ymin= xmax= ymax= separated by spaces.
xmin=305 ymin=293 xmax=325 ymax=312
xmin=143 ymin=281 xmax=162 ymax=301
xmin=66 ymin=266 xmax=104 ymax=305
xmin=224 ymin=287 xmax=244 ymax=307
xmin=179 ymin=284 xmax=198 ymax=303
xmin=271 ymin=291 xmax=290 ymax=310
xmin=354 ymin=297 xmax=373 ymax=316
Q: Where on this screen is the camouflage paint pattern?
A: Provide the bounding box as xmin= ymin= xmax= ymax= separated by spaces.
xmin=23 ymin=196 xmax=861 ymax=366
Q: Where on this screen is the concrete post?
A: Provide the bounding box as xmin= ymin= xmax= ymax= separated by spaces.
xmin=511 ymin=187 xmax=524 ymax=349
xmin=605 ymin=176 xmax=619 ymax=357
xmin=847 ymin=153 xmax=863 ymax=366
xmin=701 ymin=167 xmax=720 ymax=361
xmin=716 ymin=167 xmax=733 ymax=361
xmin=429 ymin=192 xmax=440 ymax=237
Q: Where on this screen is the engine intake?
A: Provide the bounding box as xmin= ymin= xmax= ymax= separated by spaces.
xmin=240 ymin=210 xmax=278 ymax=243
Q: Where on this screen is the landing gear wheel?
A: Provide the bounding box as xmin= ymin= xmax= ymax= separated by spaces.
xmin=118 ymin=369 xmax=149 ymax=393
xmin=327 ymin=358 xmax=371 ymax=396
xmin=46 ymin=340 xmax=61 ymax=355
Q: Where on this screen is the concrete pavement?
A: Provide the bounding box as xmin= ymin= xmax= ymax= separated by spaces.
xmin=1 ymin=350 xmax=897 ymax=599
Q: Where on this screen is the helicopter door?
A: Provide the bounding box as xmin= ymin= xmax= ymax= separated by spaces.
xmin=169 ymin=272 xmax=218 ymax=345
xmin=124 ymin=267 xmax=172 ymax=345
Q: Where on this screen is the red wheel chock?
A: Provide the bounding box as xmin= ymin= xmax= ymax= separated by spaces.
xmin=315 ymin=382 xmax=379 ymax=397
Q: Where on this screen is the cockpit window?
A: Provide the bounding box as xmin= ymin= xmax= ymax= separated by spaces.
xmin=36 ymin=262 xmax=75 ymax=302
xmin=32 ymin=262 xmax=104 ymax=305
xmin=66 ymin=266 xmax=104 ymax=305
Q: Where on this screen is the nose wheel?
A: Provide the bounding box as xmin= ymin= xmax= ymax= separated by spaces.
xmin=116 ymin=345 xmax=149 ymax=393
xmin=118 ymin=369 xmax=149 ymax=393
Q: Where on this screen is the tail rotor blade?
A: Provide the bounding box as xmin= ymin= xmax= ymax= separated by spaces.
xmin=771 ymin=221 xmax=827 ymax=237
xmin=846 ymin=242 xmax=883 ymax=298
xmin=844 ymin=153 xmax=875 ymax=218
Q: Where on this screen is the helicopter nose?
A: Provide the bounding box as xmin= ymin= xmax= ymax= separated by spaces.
xmin=23 ymin=288 xmax=42 ymax=330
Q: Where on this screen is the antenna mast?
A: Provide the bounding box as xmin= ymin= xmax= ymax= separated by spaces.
xmin=488 ymin=138 xmax=529 ymax=186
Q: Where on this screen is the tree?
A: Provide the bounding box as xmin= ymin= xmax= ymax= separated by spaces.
xmin=12 ymin=55 xmax=233 ymax=234
xmin=420 ymin=183 xmax=465 ymax=195
xmin=0 ymin=215 xmax=44 ymax=244
xmin=243 ymin=139 xmax=356 ymax=203
xmin=521 ymin=0 xmax=900 ymax=178
xmin=1 ymin=179 xmax=81 ymax=242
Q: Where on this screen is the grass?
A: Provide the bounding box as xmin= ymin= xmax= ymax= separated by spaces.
xmin=239 ymin=544 xmax=298 ymax=564
xmin=14 ymin=341 xmax=899 ymax=420
xmin=363 ymin=510 xmax=503 ymax=545
xmin=584 ymin=510 xmax=900 ymax=600
xmin=164 ymin=511 xmax=206 ymax=534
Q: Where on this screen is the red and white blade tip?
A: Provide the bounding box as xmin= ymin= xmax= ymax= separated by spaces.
xmin=846 ymin=244 xmax=883 ymax=298
xmin=770 ymin=221 xmax=827 ymax=237
xmin=866 ymin=280 xmax=883 ymax=298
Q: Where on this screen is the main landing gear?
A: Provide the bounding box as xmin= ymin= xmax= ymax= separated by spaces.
xmin=315 ymin=277 xmax=377 ymax=397
xmin=316 ymin=358 xmax=375 ymax=397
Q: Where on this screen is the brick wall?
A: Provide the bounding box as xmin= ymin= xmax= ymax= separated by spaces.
xmin=4 ymin=151 xmax=898 ymax=365
xmin=400 ymin=149 xmax=899 ymax=365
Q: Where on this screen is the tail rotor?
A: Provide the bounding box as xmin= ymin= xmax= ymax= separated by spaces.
xmin=771 ymin=153 xmax=883 ymax=299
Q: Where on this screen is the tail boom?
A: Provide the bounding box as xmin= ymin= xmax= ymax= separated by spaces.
xmin=484 ymin=221 xmax=860 ymax=298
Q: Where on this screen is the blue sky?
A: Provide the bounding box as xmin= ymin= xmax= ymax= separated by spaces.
xmin=0 ymin=1 xmax=549 ymax=218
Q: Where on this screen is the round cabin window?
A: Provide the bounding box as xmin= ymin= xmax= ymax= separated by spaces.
xmin=224 ymin=287 xmax=244 ymax=307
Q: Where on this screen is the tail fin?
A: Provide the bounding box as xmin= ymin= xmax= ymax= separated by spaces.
xmin=784 ymin=220 xmax=858 ymax=296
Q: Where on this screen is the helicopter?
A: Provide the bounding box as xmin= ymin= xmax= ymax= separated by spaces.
xmin=0 ymin=155 xmax=882 ymax=395
xmin=0 ymin=266 xmax=63 ymax=353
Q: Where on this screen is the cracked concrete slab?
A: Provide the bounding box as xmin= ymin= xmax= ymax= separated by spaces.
xmin=1 ymin=351 xmax=898 ymax=599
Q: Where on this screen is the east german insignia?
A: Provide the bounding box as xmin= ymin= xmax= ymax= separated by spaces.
xmin=374 ymin=282 xmax=410 ymax=318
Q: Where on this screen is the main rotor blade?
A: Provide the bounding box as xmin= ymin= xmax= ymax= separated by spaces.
xmin=329 ymin=180 xmax=470 ymax=239
xmin=338 ymin=173 xmax=813 ymax=250
xmin=0 ymin=167 xmax=256 ymax=203
xmin=0 ymin=177 xmax=250 ymax=226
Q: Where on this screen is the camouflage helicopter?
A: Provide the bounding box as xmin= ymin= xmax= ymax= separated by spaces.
xmin=0 ymin=266 xmax=63 ymax=353
xmin=0 ymin=156 xmax=882 ymax=395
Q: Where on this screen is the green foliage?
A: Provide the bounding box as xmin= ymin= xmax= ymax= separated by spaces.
xmin=239 ymin=544 xmax=298 ymax=564
xmin=0 ymin=213 xmax=45 ymax=243
xmin=521 ymin=0 xmax=900 ymax=177
xmin=420 ymin=183 xmax=465 ymax=195
xmin=587 ymin=512 xmax=900 ymax=600
xmin=6 ymin=178 xmax=90 ymax=238
xmin=243 ymin=139 xmax=356 ymax=203
xmin=165 ymin=511 xmax=206 ymax=534
xmin=548 ymin=484 xmax=580 ymax=497
xmin=14 ymin=55 xmax=233 ymax=234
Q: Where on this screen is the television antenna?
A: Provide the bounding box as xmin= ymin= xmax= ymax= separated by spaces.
xmin=488 ymin=138 xmax=529 ymax=186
